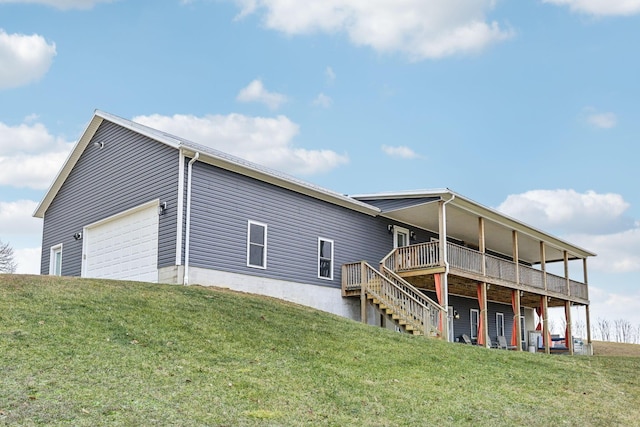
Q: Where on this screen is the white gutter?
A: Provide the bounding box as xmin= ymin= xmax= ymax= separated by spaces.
xmin=183 ymin=152 xmax=200 ymax=285
xmin=441 ymin=194 xmax=455 ymax=341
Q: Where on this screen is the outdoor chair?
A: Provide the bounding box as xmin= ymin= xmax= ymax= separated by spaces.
xmin=497 ymin=335 xmax=517 ymax=350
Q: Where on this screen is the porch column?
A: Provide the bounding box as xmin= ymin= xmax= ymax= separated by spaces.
xmin=543 ymin=296 xmax=550 ymax=355
xmin=479 ymin=217 xmax=486 ymax=274
xmin=564 ymin=250 xmax=570 ymax=296
xmin=565 ymin=301 xmax=573 ymax=355
xmin=584 ymin=258 xmax=592 ymax=347
xmin=360 ymin=262 xmax=367 ymax=324
xmin=478 ymin=282 xmax=489 ymax=348
xmin=540 ymin=242 xmax=547 ymax=291
xmin=512 ymin=290 xmax=523 ymax=351
xmin=438 ymin=200 xmax=450 ymax=342
xmin=512 ymin=231 xmax=520 ymax=285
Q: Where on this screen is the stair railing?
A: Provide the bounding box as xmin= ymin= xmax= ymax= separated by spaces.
xmin=351 ymin=261 xmax=444 ymax=337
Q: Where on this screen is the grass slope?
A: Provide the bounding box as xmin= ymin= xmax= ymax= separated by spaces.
xmin=1 ymin=275 xmax=640 ymax=426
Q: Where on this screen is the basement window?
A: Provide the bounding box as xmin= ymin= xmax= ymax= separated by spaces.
xmin=49 ymin=244 xmax=63 ymax=276
xmin=247 ymin=220 xmax=267 ymax=269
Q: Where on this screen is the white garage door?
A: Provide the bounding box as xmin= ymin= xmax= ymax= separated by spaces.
xmin=82 ymin=201 xmax=159 ymax=282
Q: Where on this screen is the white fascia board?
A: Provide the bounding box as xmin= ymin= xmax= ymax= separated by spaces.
xmin=33 ymin=114 xmax=105 ymax=218
xmin=350 ymin=188 xmax=451 ymax=200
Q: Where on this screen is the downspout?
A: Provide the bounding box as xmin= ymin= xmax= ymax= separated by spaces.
xmin=441 ymin=194 xmax=456 ymax=341
xmin=183 ymin=152 xmax=200 ymax=285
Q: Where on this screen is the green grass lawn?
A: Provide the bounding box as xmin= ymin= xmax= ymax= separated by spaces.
xmin=1 ymin=274 xmax=639 ymax=426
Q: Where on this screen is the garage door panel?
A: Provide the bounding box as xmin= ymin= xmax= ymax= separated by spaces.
xmin=83 ymin=203 xmax=159 ymax=282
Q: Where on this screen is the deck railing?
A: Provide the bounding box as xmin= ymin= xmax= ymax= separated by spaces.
xmin=342 ymin=261 xmax=445 ymax=336
xmin=384 ymin=241 xmax=588 ymax=301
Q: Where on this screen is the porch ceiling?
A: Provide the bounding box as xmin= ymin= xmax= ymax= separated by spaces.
xmin=380 ymin=200 xmax=584 ymax=265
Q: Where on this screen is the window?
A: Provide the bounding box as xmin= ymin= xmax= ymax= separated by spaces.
xmin=393 ymin=226 xmax=410 ymax=248
xmin=318 ymin=238 xmax=334 ymax=280
xmin=247 ymin=221 xmax=267 ymax=269
xmin=496 ymin=312 xmax=505 ymax=337
xmin=49 ymin=244 xmax=63 ymax=276
xmin=470 ymin=309 xmax=479 ymax=340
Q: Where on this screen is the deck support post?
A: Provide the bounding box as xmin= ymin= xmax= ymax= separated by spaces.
xmin=360 ymin=262 xmax=367 ymax=325
xmin=565 ymin=301 xmax=573 ymax=355
xmin=514 ymin=290 xmax=523 ymax=351
xmin=585 ymin=305 xmax=592 ymax=352
xmin=583 ymin=258 xmax=592 ymax=351
xmin=481 ymin=282 xmax=489 ymax=348
xmin=543 ymin=296 xmax=550 ymax=355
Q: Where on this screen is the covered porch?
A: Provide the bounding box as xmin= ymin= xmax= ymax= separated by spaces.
xmin=351 ymin=190 xmax=596 ymax=354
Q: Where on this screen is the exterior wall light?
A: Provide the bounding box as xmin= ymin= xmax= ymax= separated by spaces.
xmin=93 ymin=141 xmax=104 ymax=149
xmin=388 ymin=224 xmax=394 ymax=234
xmin=158 ymin=202 xmax=167 ymax=216
xmin=73 ymin=232 xmax=82 ymax=240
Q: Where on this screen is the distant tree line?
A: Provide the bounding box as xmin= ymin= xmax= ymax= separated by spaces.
xmin=548 ymin=317 xmax=640 ymax=344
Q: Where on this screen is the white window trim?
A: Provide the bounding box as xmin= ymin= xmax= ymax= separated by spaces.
xmin=496 ymin=312 xmax=505 ymax=337
xmin=393 ymin=226 xmax=410 ymax=248
xmin=318 ymin=237 xmax=334 ymax=280
xmin=247 ymin=220 xmax=267 ymax=269
xmin=470 ymin=308 xmax=479 ymax=340
xmin=49 ymin=243 xmax=63 ymax=276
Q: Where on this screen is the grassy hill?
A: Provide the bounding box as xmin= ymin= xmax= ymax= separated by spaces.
xmin=1 ymin=275 xmax=639 ymax=426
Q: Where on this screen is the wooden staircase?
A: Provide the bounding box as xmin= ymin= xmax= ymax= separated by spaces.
xmin=342 ymin=261 xmax=445 ymax=337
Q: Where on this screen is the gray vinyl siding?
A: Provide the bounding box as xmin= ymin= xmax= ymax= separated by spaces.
xmin=40 ymin=121 xmax=179 ymax=276
xmin=420 ymin=291 xmax=518 ymax=344
xmin=185 ymin=161 xmax=434 ymax=288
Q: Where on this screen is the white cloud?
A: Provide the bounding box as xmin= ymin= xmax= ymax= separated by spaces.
xmin=0 ymin=200 xmax=41 ymax=235
xmin=13 ymin=247 xmax=41 ymax=274
xmin=381 ymin=145 xmax=420 ymax=159
xmin=587 ymin=112 xmax=617 ymax=129
xmin=497 ymin=189 xmax=640 ymax=274
xmin=565 ymin=228 xmax=640 ymax=273
xmin=0 ymin=0 xmax=115 ymax=9
xmin=0 ymin=29 xmax=56 ymax=90
xmin=542 ymin=0 xmax=640 ymax=16
xmin=132 ymin=113 xmax=349 ymax=175
xmin=0 ymin=120 xmax=74 ymax=189
xmin=586 ymin=286 xmax=640 ymax=327
xmin=312 ymin=93 xmax=332 ymax=108
xmin=233 ymin=0 xmax=513 ymax=60
xmin=325 ymin=66 xmax=336 ymax=84
xmin=497 ymin=189 xmax=633 ymax=235
xmin=236 ymin=79 xmax=288 ymax=110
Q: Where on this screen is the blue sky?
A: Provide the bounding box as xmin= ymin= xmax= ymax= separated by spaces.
xmin=1 ymin=0 xmax=639 ymax=330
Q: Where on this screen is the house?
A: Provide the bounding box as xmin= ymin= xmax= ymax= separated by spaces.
xmin=34 ymin=110 xmax=596 ymax=354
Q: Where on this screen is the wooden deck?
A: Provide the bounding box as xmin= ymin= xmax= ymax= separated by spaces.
xmin=379 ymin=241 xmax=588 ymax=307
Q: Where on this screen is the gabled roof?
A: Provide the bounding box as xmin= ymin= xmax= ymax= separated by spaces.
xmin=33 ymin=110 xmax=380 ymax=218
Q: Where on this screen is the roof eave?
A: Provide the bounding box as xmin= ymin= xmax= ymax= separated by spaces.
xmin=179 ymin=147 xmax=380 ymax=216
xmin=33 ymin=114 xmax=105 ymax=218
